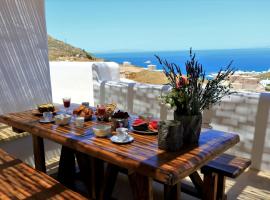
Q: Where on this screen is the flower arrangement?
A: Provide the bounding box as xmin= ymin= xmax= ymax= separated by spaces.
xmin=156 ymin=49 xmax=236 ymax=116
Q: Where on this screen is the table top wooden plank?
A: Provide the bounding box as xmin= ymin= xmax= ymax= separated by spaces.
xmin=0 ymin=110 xmax=239 ymax=185
xmin=0 ymin=148 xmax=87 ymax=200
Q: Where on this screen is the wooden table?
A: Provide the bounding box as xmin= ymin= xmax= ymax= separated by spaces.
xmin=0 ymin=110 xmax=239 ymax=200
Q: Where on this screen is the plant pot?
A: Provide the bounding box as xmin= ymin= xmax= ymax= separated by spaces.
xmin=174 ymin=112 xmax=202 ymax=145
xmin=158 ymin=120 xmax=184 ymax=151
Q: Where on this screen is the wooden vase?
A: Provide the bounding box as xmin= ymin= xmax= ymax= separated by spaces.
xmin=174 ymin=112 xmax=202 ymax=145
xmin=158 ymin=120 xmax=184 ymax=151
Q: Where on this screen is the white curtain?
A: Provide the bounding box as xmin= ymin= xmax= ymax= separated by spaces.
xmin=0 ymin=0 xmax=52 ymax=114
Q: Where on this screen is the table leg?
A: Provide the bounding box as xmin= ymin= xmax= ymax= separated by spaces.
xmin=202 ymin=172 xmax=218 ymax=200
xmin=75 ymin=151 xmax=95 ymax=199
xmin=101 ymin=163 xmax=120 ymax=200
xmin=189 ymin=171 xmax=203 ymax=196
xmin=128 ymin=172 xmax=153 ymax=200
xmin=164 ymin=183 xmax=181 ymax=200
xmin=216 ymin=175 xmax=227 ymax=200
xmin=32 ymin=135 xmax=46 ymax=172
xmin=92 ymin=158 xmax=104 ymax=200
xmin=58 ymin=146 xmax=76 ymax=188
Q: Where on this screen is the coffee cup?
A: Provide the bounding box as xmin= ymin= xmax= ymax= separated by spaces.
xmin=43 ymin=112 xmax=53 ymax=121
xmin=116 ymin=127 xmax=129 ymax=141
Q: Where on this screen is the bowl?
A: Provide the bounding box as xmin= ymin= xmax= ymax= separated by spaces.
xmin=54 ymin=114 xmax=71 ymax=125
xmin=92 ymin=125 xmax=111 ymax=137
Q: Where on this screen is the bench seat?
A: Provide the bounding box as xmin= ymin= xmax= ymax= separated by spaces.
xmin=201 ymin=153 xmax=251 ymax=178
xmin=201 ymin=153 xmax=251 ymax=200
xmin=0 ymin=148 xmax=87 ymax=200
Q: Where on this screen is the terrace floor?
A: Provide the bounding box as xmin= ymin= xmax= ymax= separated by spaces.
xmin=112 ymin=169 xmax=270 ymax=200
xmin=1 ymin=124 xmax=270 ymax=199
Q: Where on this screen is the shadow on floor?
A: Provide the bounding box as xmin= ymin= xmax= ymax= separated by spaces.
xmin=112 ymin=169 xmax=270 ymax=200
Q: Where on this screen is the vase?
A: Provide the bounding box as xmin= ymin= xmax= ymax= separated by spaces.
xmin=174 ymin=112 xmax=202 ymax=146
xmin=158 ymin=120 xmax=184 ymax=151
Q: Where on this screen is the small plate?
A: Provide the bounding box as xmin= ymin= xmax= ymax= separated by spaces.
xmin=39 ymin=119 xmax=54 ymax=123
xmin=131 ymin=128 xmax=158 ymax=135
xmin=110 ymin=135 xmax=134 ymax=144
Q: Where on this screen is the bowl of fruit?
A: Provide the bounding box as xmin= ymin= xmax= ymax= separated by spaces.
xmin=132 ymin=117 xmax=158 ymax=135
xmin=73 ymin=105 xmax=93 ymax=121
xmin=111 ymin=110 xmax=130 ymax=131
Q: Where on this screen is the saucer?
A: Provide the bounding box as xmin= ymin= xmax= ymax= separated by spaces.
xmin=39 ymin=118 xmax=54 ymax=123
xmin=110 ymin=135 xmax=134 ymax=144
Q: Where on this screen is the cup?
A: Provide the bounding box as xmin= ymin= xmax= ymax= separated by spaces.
xmin=43 ymin=112 xmax=53 ymax=121
xmin=116 ymin=127 xmax=129 ymax=141
xmin=75 ymin=117 xmax=84 ymax=128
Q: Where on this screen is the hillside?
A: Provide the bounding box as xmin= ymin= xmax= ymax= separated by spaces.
xmin=48 ymin=35 xmax=101 ymax=61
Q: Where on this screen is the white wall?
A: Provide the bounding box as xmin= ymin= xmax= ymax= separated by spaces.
xmin=0 ymin=0 xmax=51 ymax=114
xmin=205 ymin=92 xmax=270 ymax=171
xmin=50 ymin=61 xmax=94 ymax=105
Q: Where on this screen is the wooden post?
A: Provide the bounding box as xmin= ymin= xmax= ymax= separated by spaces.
xmin=58 ymin=146 xmax=76 ymax=188
xmin=32 ymin=135 xmax=46 ymax=172
xmin=203 ymin=172 xmax=218 ymax=200
xmin=189 ymin=171 xmax=203 ymax=196
xmin=164 ymin=183 xmax=181 ymax=200
xmin=128 ymin=172 xmax=153 ymax=200
xmin=101 ymin=164 xmax=120 ymax=200
xmin=216 ymin=175 xmax=227 ymax=200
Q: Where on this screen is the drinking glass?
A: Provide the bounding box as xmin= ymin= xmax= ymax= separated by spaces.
xmin=97 ymin=104 xmax=106 ymax=121
xmin=63 ymin=97 xmax=71 ymax=114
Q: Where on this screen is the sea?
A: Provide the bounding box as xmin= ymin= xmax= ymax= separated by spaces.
xmin=95 ymin=48 xmax=270 ymax=76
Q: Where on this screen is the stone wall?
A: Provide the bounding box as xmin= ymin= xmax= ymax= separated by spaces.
xmin=206 ymin=92 xmax=270 ymax=171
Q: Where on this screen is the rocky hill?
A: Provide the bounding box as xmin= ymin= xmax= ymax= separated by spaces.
xmin=48 ymin=35 xmax=101 ymax=61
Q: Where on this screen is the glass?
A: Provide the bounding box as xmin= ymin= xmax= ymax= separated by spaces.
xmin=97 ymin=104 xmax=106 ymax=120
xmin=116 ymin=127 xmax=129 ymax=141
xmin=43 ymin=112 xmax=53 ymax=122
xmin=63 ymin=97 xmax=71 ymax=114
xmin=75 ymin=117 xmax=84 ymax=128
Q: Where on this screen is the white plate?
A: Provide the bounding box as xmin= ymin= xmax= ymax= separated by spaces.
xmin=39 ymin=119 xmax=54 ymax=123
xmin=110 ymin=135 xmax=134 ymax=144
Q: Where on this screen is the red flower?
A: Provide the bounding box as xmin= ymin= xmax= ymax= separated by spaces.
xmin=176 ymin=75 xmax=188 ymax=88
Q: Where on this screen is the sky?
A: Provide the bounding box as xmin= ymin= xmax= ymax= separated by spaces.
xmin=45 ymin=0 xmax=270 ymax=53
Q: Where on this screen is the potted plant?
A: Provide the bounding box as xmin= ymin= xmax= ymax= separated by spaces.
xmin=156 ymin=49 xmax=235 ymax=151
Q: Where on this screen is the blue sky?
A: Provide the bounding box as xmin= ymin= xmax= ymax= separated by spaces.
xmin=45 ymin=0 xmax=270 ymax=53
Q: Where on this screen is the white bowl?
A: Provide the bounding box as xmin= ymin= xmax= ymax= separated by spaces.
xmin=54 ymin=114 xmax=71 ymax=125
xmin=92 ymin=125 xmax=111 ymax=137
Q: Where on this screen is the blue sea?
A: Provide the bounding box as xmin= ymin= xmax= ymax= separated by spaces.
xmin=95 ymin=48 xmax=270 ymax=75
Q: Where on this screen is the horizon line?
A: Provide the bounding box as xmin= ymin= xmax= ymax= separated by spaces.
xmin=92 ymin=46 xmax=270 ymax=54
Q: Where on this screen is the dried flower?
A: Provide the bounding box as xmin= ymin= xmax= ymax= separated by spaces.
xmin=155 ymin=48 xmax=236 ymax=115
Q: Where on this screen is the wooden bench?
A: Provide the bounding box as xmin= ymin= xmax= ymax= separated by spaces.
xmin=201 ymin=153 xmax=251 ymax=200
xmin=0 ymin=148 xmax=88 ymax=200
